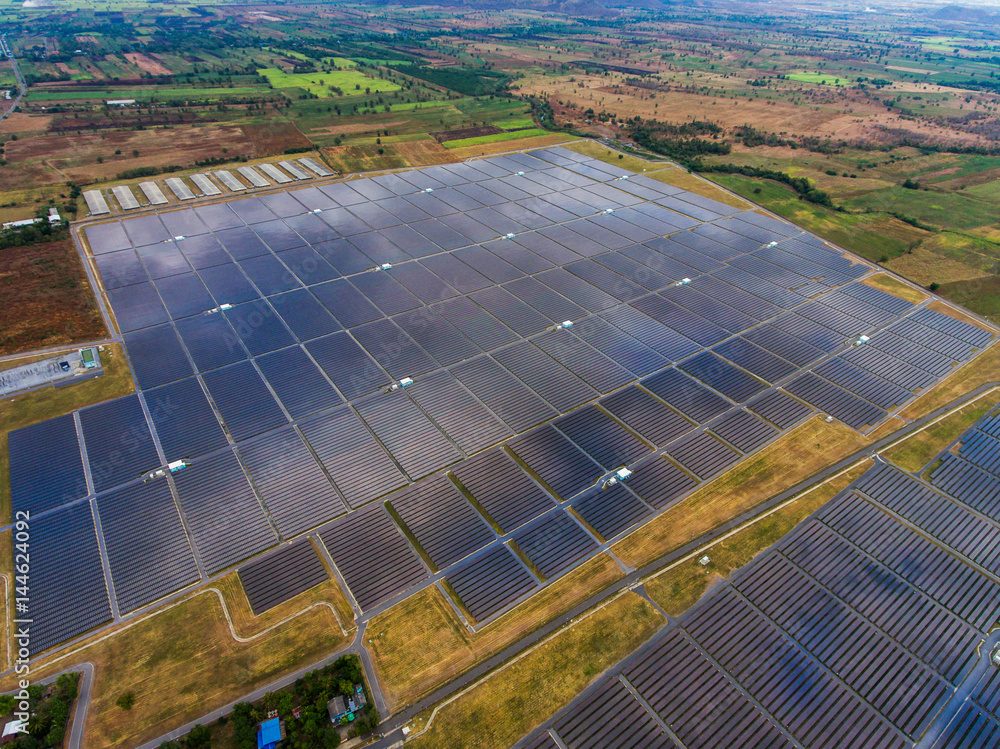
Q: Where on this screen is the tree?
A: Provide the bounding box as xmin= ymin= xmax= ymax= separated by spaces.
xmin=186 ymin=724 xmax=211 ymax=749
xmin=117 ymin=692 xmax=135 ymax=711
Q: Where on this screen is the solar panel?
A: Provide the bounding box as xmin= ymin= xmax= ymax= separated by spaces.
xmin=79 ymin=394 xmax=160 ymax=493
xmin=665 ymin=431 xmax=741 ymax=479
xmin=555 ymin=405 xmax=650 ymax=470
xmin=145 ymin=376 xmax=228 ymax=461
xmin=405 ymin=370 xmax=511 ymax=454
xmin=641 ymin=367 xmax=731 ymax=424
xmin=710 ymin=408 xmax=778 ymax=453
xmin=299 ymin=406 xmax=406 ymax=507
xmin=96 ymin=250 xmax=148 ymax=290
xmin=123 ymin=324 xmax=194 ymax=390
xmin=446 ymin=544 xmax=537 ymax=622
xmin=156 ymin=274 xmax=216 ymax=320
xmin=319 ymin=503 xmax=427 ymax=611
xmin=174 ymin=312 xmax=247 ymax=372
xmin=29 ymin=504 xmax=112 ymax=654
xmin=508 ymin=425 xmax=602 ymax=500
xmin=9 ymin=414 xmax=86 ymax=515
xmin=177 ymin=234 xmax=231 ymax=270
xmin=201 ymin=360 xmax=288 ymax=441
xmin=452 ymin=448 xmax=556 ymax=532
xmin=255 ymin=345 xmax=341 ymax=420
xmin=107 ymin=282 xmax=169 ymax=332
xmin=238 ymin=538 xmax=328 ymax=615
xmin=172 ymin=449 xmax=277 ymax=574
xmin=269 ymin=288 xmax=342 ymax=342
xmin=354 ymin=390 xmax=462 ymax=480
xmin=97 ymin=479 xmax=199 ymax=613
xmin=571 ymin=482 xmax=652 ymax=541
xmin=305 ymin=332 xmax=389 ymax=400
xmin=626 ymin=455 xmax=698 ymax=510
xmin=512 ymin=511 xmax=598 ymax=580
xmin=239 ymin=428 xmax=345 ymax=536
xmin=388 ymin=476 xmax=495 ymax=570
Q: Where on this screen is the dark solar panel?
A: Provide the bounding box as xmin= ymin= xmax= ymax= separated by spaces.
xmin=255 ymin=346 xmax=341 ymax=420
xmin=641 ymin=367 xmax=731 ymax=423
xmin=97 ymin=479 xmax=199 ymax=613
xmin=784 ymin=372 xmax=886 ymax=431
xmin=79 ymin=394 xmax=160 ymax=493
xmin=155 ymin=274 xmax=215 ymax=319
xmin=666 ymin=431 xmax=741 ymax=479
xmin=175 ymin=312 xmax=247 ymax=372
xmin=405 ymin=370 xmax=511 ymax=454
xmin=493 ymin=341 xmax=596 ymax=414
xmin=270 ymin=288 xmax=342 ymax=342
xmin=198 ymin=262 xmax=260 ymax=304
xmin=678 ymin=351 xmax=768 ymax=403
xmin=305 ymin=332 xmax=389 ymax=400
xmin=572 ymin=482 xmax=652 ymax=539
xmin=392 ymin=307 xmax=480 ymax=367
xmin=508 ymin=425 xmax=602 ymax=500
xmin=85 ymin=221 xmax=132 ymax=255
xmin=310 ymin=278 xmax=383 ymax=329
xmin=171 ymin=449 xmax=277 ymax=574
xmin=223 ymin=300 xmax=296 ymax=356
xmin=512 ymin=510 xmax=599 ymax=580
xmin=571 ymin=315 xmax=668 ymax=377
xmin=29 ymin=504 xmax=112 ymax=654
xmin=712 ymin=336 xmax=797 ymax=384
xmin=555 ymin=405 xmax=650 ymax=470
xmin=353 ymin=318 xmax=438 ymax=378
xmin=9 ymin=414 xmax=86 ymax=515
xmin=532 ymin=328 xmax=634 ymax=393
xmin=354 ymin=390 xmax=462 ymax=479
xmin=627 ymin=455 xmax=698 ymax=510
xmin=747 ymin=389 xmax=813 ymax=429
xmin=450 ymin=355 xmax=557 ymax=433
xmin=239 ymin=428 xmax=344 ymax=536
xmin=201 ymin=361 xmax=288 ymax=441
xmin=238 ymin=538 xmax=328 ymax=615
xmin=452 ymin=448 xmax=556 ymax=532
xmin=107 ymin=282 xmax=169 ymax=332
xmin=600 ymin=386 xmax=694 ymax=447
xmin=145 ymin=376 xmax=228 ymax=461
xmin=468 ymin=286 xmax=550 ymax=337
xmin=710 ymin=408 xmax=778 ymax=453
xmin=388 ymin=476 xmax=495 ymax=570
xmin=136 ymin=242 xmax=192 ymax=279
xmin=447 ymin=544 xmax=537 ymax=622
xmin=96 ymin=250 xmax=148 ymax=289
xmin=552 ymin=679 xmax=678 ymax=749
xmin=319 ymin=503 xmax=428 ymax=611
xmin=299 ymin=406 xmax=406 ymax=507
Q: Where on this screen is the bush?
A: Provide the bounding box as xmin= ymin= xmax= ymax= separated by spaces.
xmin=929 ymin=282 xmax=940 ymax=291
xmin=117 ymin=691 xmax=135 ymax=711
xmin=186 ymin=724 xmax=211 ymax=749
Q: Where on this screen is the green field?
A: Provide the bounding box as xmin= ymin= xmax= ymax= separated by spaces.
xmin=257 ymin=67 xmax=399 ymax=97
xmin=785 ymin=73 xmax=850 ymax=86
xmin=844 ymin=186 xmax=997 ymax=231
xmin=443 ymin=128 xmax=549 ymax=148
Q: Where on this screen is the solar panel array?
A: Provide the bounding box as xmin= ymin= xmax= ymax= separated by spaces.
xmin=13 ymin=146 xmax=996 ymax=653
xmin=520 ymin=408 xmax=1000 ymax=749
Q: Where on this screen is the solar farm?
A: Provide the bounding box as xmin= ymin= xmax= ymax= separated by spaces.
xmin=520 ymin=404 xmax=1000 ymax=749
xmin=12 ymin=145 xmax=996 ymax=660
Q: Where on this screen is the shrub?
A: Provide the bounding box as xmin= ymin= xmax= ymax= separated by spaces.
xmin=117 ymin=691 xmax=135 ymax=711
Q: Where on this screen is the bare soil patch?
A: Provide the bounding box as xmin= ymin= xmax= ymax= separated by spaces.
xmin=394 ymin=139 xmax=459 ymax=166
xmin=0 ymin=113 xmax=52 ymax=135
xmin=124 ymin=52 xmax=172 ymax=77
xmin=431 ymin=125 xmax=502 ymax=142
xmin=0 ymin=237 xmax=106 ymax=355
xmin=239 ymin=121 xmax=312 ymax=154
xmin=310 ymin=120 xmax=406 ymax=135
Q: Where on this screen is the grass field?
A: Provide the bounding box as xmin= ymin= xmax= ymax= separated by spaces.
xmin=258 ymin=67 xmax=399 ymax=97
xmin=885 ymin=391 xmax=1000 ymax=473
xmin=404 ymin=592 xmax=663 ymax=749
xmin=611 ymin=416 xmax=902 ymax=569
xmin=25 ymin=87 xmax=269 ymax=101
xmin=3 ymin=589 xmax=350 ymax=749
xmin=367 ymin=553 xmax=624 ymax=710
xmin=844 ymin=186 xmax=996 ymax=232
xmin=785 ymin=73 xmax=850 ymax=85
xmin=861 ymin=273 xmax=929 ymax=304
xmin=644 ymin=462 xmax=869 ymax=617
xmin=443 ymin=128 xmax=548 ymax=148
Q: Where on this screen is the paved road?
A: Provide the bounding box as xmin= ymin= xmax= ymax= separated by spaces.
xmin=366 ymin=381 xmax=1000 ymax=748
xmin=0 ymin=40 xmax=25 ymax=121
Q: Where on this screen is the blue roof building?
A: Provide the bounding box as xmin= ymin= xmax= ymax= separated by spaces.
xmin=257 ymin=718 xmax=282 ymax=749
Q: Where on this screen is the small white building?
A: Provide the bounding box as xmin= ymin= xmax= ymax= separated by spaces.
xmin=2 ymin=217 xmax=43 ymax=231
xmin=106 ymin=99 xmax=136 ymax=106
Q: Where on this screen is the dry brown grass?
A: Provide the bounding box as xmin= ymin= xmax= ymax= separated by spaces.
xmin=6 ymin=591 xmax=350 ymax=749
xmin=562 ymin=139 xmax=663 ymax=175
xmin=648 ymin=167 xmax=754 ymax=210
xmin=214 ymin=539 xmax=355 ymax=637
xmin=900 ymin=343 xmax=1000 ymax=419
xmin=861 ymin=272 xmax=929 ymax=304
xmin=644 ymin=461 xmax=869 ymax=618
xmin=367 ymin=553 xmax=623 ymax=710
xmin=885 ymin=242 xmax=987 ymax=286
xmin=927 ymin=299 xmax=998 ymax=333
xmin=612 ymin=416 xmax=899 ymax=569
xmin=394 ymin=139 xmax=461 ymax=166
xmin=405 ymin=592 xmax=663 ymax=749
xmin=886 ymin=389 xmax=1000 ymax=472
xmin=450 ymin=132 xmax=573 ymax=160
